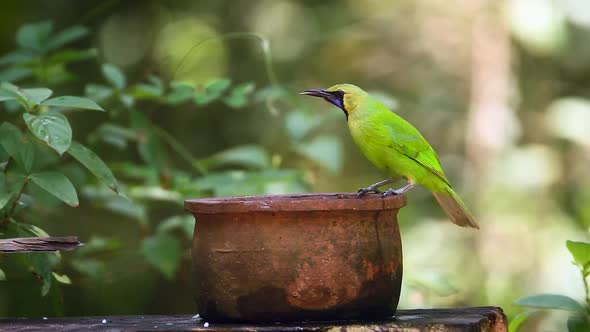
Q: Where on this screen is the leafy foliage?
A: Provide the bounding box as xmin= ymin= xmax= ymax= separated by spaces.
xmin=511 ymin=241 xmax=590 ymax=332
xmin=0 ymin=21 xmax=340 ymax=302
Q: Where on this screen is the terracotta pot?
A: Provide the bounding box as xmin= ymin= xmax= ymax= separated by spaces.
xmin=184 ymin=193 xmax=405 ymax=322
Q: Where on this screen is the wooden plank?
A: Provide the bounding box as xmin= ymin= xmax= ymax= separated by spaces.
xmin=0 ymin=306 xmax=507 ymax=331
xmin=0 ymin=237 xmax=83 ymax=253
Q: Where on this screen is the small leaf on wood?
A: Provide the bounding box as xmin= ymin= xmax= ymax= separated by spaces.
xmin=52 ymin=272 xmax=72 ymax=284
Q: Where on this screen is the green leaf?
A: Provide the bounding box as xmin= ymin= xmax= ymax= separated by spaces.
xmin=157 ymin=215 xmax=194 ymax=240
xmin=132 ymin=75 xmax=164 ymax=100
xmin=0 ymin=82 xmax=27 ymax=105
xmin=194 ymin=79 xmax=231 ymax=105
xmin=0 ymin=50 xmax=34 ymax=66
xmin=0 ymin=67 xmax=33 ymax=82
xmin=70 ymin=259 xmax=105 ymax=279
xmin=14 ymin=222 xmax=51 ymax=237
xmin=119 ymin=94 xmax=134 ymax=108
xmin=166 ymin=81 xmax=194 ymax=105
xmin=23 ymin=111 xmax=72 ymax=155
xmin=16 ymin=21 xmax=53 ymax=51
xmin=223 ymin=82 xmax=255 ymax=108
xmin=51 ymin=272 xmax=71 ymax=284
xmin=47 ymin=48 xmax=97 ymax=65
xmin=9 ymin=220 xmax=61 ymax=296
xmin=42 ymin=96 xmax=104 ymax=111
xmin=46 ymin=26 xmax=89 ymax=51
xmin=206 ymin=78 xmax=231 ymax=95
xmin=190 ymin=170 xmax=307 ymax=197
xmin=0 ymin=122 xmax=35 ymax=172
xmin=508 ymin=310 xmax=537 ymax=332
xmin=31 ymin=252 xmax=59 ymax=296
xmin=131 ymin=112 xmax=167 ymax=172
xmin=140 ymin=233 xmax=182 ymax=280
xmin=568 ymin=317 xmax=590 ymax=332
xmin=567 ymin=240 xmax=590 ymax=267
xmin=515 ymin=294 xmax=585 ymax=312
xmin=22 ymin=88 xmax=52 ymax=104
xmin=0 ymin=190 xmax=14 ymax=210
xmin=85 ymin=84 xmax=113 ymax=102
xmin=0 ymin=268 xmax=5 ymax=281
xmin=88 ymin=123 xmax=135 ymax=149
xmin=0 ymin=91 xmax=17 ymax=102
xmin=101 ymin=63 xmax=126 ymax=89
xmin=297 ymin=135 xmax=343 ymax=173
xmin=30 ymin=171 xmax=79 ymax=207
xmin=76 ymin=236 xmax=121 ymax=256
xmin=201 ymin=145 xmax=271 ymax=170
xmin=285 ymin=110 xmax=321 ymax=141
xmin=67 ymin=141 xmax=119 ymax=193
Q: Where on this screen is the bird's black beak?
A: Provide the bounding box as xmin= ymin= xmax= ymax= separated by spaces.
xmin=300 ymin=89 xmax=345 ymax=113
xmin=300 ymin=89 xmax=332 ymax=99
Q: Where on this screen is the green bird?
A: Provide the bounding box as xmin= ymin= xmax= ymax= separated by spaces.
xmin=301 ymin=84 xmax=479 ymax=229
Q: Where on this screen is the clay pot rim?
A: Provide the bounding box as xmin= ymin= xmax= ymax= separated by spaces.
xmin=184 ymin=192 xmax=406 ymax=214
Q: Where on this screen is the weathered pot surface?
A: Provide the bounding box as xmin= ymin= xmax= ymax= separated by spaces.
xmin=185 ymin=193 xmax=405 ymax=322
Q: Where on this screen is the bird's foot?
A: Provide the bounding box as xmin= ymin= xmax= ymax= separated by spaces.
xmin=382 ymin=183 xmax=414 ymax=197
xmin=357 ymin=187 xmax=381 ymax=198
xmin=381 ymin=188 xmax=401 ymax=197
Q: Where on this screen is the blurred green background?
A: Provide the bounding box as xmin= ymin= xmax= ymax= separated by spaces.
xmin=0 ymin=0 xmax=589 ymax=330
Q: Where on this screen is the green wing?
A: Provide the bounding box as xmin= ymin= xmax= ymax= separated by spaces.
xmin=378 ymin=104 xmax=450 ymax=186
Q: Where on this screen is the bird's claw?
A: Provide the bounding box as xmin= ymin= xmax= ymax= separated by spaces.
xmin=381 ymin=188 xmax=401 ymax=197
xmin=357 ymin=187 xmax=381 ymax=198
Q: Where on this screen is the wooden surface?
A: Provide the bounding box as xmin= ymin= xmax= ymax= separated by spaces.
xmin=0 ymin=306 xmax=507 ymax=332
xmin=0 ymin=236 xmax=82 ymax=253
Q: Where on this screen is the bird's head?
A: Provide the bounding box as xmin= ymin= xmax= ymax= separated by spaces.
xmin=300 ymin=83 xmax=368 ymax=120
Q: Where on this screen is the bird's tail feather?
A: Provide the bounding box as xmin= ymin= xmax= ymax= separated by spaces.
xmin=432 ymin=187 xmax=479 ymax=229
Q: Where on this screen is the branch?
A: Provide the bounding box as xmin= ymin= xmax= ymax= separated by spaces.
xmin=0 ymin=177 xmax=30 ymax=227
xmin=0 ymin=236 xmax=83 ymax=252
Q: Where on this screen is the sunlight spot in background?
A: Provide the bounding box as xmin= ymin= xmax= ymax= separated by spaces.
xmin=506 ymin=0 xmax=567 ymax=55
xmin=99 ymin=12 xmax=150 ymax=67
xmin=154 ymin=17 xmax=227 ymax=84
xmin=563 ymin=0 xmax=590 ymax=27
xmin=546 ymin=97 xmax=590 ymax=146
xmin=491 ymin=145 xmax=561 ymax=190
xmin=247 ymin=0 xmax=313 ymax=61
